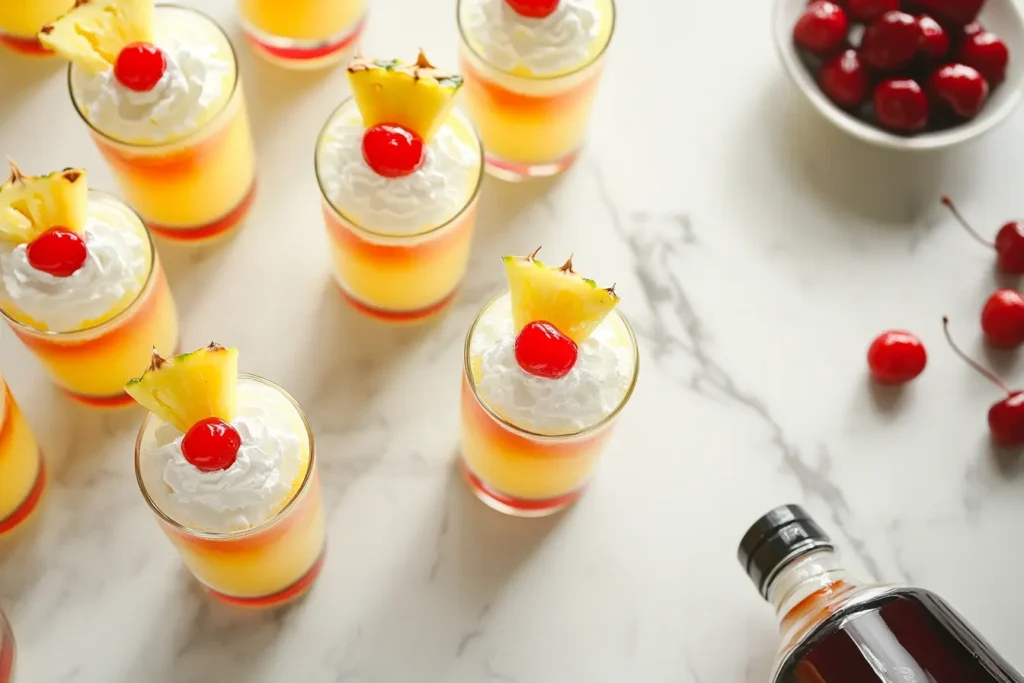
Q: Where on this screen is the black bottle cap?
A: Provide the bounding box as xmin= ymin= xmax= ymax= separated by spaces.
xmin=737 ymin=504 xmax=834 ymax=598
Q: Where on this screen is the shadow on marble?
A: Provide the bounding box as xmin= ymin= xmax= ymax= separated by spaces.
xmin=157 ymin=239 xmax=237 ymax=319
xmin=980 ymin=341 xmax=1024 ymax=377
xmin=865 ymin=376 xmax=911 ymax=417
xmin=474 ymin=173 xmax=567 ymax=239
xmin=987 ymin=442 xmax=1024 ymax=479
xmin=0 ymin=53 xmax=63 ymax=125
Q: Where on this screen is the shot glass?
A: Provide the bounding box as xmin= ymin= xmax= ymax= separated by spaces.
xmin=67 ymin=5 xmax=257 ymax=243
xmin=239 ymin=0 xmax=367 ymax=69
xmin=0 ymin=610 xmax=13 ymax=683
xmin=0 ymin=376 xmax=44 ymax=536
xmin=460 ymin=293 xmax=639 ymax=516
xmin=0 ymin=0 xmax=72 ymax=56
xmin=0 ymin=193 xmax=179 ymax=407
xmin=135 ymin=375 xmax=326 ymax=608
xmin=456 ymin=0 xmax=616 ymax=180
xmin=315 ymin=97 xmax=484 ymax=323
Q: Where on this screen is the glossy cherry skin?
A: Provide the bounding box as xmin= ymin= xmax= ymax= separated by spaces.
xmin=361 ymin=124 xmax=425 ymax=178
xmin=874 ymin=78 xmax=929 ymax=132
xmin=847 ymin=0 xmax=898 ymax=23
xmin=794 ymin=2 xmax=849 ymax=55
xmin=961 ymin=21 xmax=984 ymax=40
xmin=862 ymin=11 xmax=923 ymax=71
xmin=989 ymin=392 xmax=1024 ymax=446
xmin=957 ymin=31 xmax=1010 ymax=84
xmin=981 ymin=289 xmax=1024 ymax=348
xmin=867 ymin=330 xmax=927 ymax=384
xmin=819 ymin=49 xmax=870 ymax=108
xmin=995 ymin=223 xmax=1024 ymax=273
xmin=929 ymin=63 xmax=989 ymax=119
xmin=114 ymin=43 xmax=167 ymax=92
xmin=504 ymin=0 xmax=559 ymax=18
xmin=181 ymin=418 xmax=242 ymax=472
xmin=515 ymin=321 xmax=578 ymax=379
xmin=26 ymin=227 xmax=88 ymax=277
xmin=917 ymin=15 xmax=950 ymax=60
xmin=913 ymin=0 xmax=984 ymax=27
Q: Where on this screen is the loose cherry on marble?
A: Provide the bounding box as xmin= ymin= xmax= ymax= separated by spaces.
xmin=515 ymin=321 xmax=578 ymax=380
xmin=26 ymin=227 xmax=87 ymax=277
xmin=867 ymin=330 xmax=927 ymax=384
xmin=847 ymin=0 xmax=898 ymax=23
xmin=114 ymin=42 xmax=167 ymax=92
xmin=913 ymin=0 xmax=984 ymax=27
xmin=957 ymin=31 xmax=1010 ymax=85
xmin=819 ymin=49 xmax=870 ymax=108
xmin=181 ymin=417 xmax=242 ymax=472
xmin=504 ymin=0 xmax=559 ymax=18
xmin=940 ymin=196 xmax=1024 ymax=274
xmin=943 ymin=316 xmax=1024 ymax=446
xmin=929 ymin=63 xmax=989 ymax=119
xmin=981 ymin=289 xmax=1024 ymax=348
xmin=917 ymin=15 xmax=950 ymax=60
xmin=794 ymin=1 xmax=849 ymax=55
xmin=361 ymin=123 xmax=425 ymax=178
xmin=861 ymin=11 xmax=923 ymax=71
xmin=873 ymin=78 xmax=929 ymax=132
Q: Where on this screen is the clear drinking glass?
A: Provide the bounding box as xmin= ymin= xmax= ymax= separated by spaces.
xmin=239 ymin=0 xmax=367 ymax=69
xmin=0 ymin=0 xmax=72 ymax=56
xmin=0 ymin=610 xmax=13 ymax=683
xmin=456 ymin=0 xmax=616 ymax=180
xmin=460 ymin=293 xmax=639 ymax=516
xmin=67 ymin=5 xmax=256 ymax=243
xmin=134 ymin=375 xmax=326 ymax=608
xmin=0 ymin=375 xmax=44 ymax=536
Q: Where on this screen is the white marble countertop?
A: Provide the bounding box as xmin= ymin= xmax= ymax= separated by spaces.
xmin=2 ymin=1 xmax=1024 ymax=681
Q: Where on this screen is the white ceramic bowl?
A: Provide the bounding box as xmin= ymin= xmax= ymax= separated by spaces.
xmin=773 ymin=0 xmax=1024 ymax=151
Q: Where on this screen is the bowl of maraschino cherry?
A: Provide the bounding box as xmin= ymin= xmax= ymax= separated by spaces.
xmin=773 ymin=0 xmax=1024 ymax=150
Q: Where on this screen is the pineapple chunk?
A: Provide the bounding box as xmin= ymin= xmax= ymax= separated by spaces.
xmin=503 ymin=249 xmax=620 ymax=344
xmin=0 ymin=161 xmax=88 ymax=244
xmin=125 ymin=343 xmax=239 ymax=433
xmin=39 ymin=0 xmax=153 ymax=75
xmin=347 ymin=50 xmax=463 ymax=143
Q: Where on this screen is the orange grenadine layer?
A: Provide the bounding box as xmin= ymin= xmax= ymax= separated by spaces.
xmin=91 ymin=90 xmax=256 ymax=233
xmin=459 ymin=376 xmax=612 ymax=501
xmin=9 ymin=263 xmax=179 ymax=400
xmin=161 ymin=470 xmax=326 ymax=601
xmin=322 ymin=199 xmax=478 ymax=316
xmin=0 ymin=385 xmax=44 ymax=533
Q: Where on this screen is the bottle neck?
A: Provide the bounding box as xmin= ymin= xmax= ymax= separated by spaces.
xmin=766 ymin=549 xmax=852 ymax=637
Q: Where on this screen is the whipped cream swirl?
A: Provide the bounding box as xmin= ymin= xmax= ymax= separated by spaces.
xmin=149 ymin=409 xmax=303 ymax=532
xmin=461 ymin=0 xmax=601 ymax=75
xmin=470 ymin=295 xmax=634 ymax=435
xmin=318 ymin=120 xmax=478 ymax=235
xmin=71 ymin=38 xmax=231 ymax=143
xmin=0 ymin=217 xmax=148 ymax=332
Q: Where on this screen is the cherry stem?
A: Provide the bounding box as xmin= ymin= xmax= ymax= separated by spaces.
xmin=941 ymin=196 xmax=994 ymax=249
xmin=942 ymin=316 xmax=1011 ymax=395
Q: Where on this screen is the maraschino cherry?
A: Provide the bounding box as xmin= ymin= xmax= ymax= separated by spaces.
xmin=957 ymin=31 xmax=1010 ymax=84
xmin=941 ymin=196 xmax=1024 ymax=274
xmin=917 ymin=15 xmax=950 ymax=60
xmin=874 ymin=78 xmax=929 ymax=132
xmin=981 ymin=289 xmax=1024 ymax=349
xmin=943 ymin=317 xmax=1024 ymax=446
xmin=26 ymin=227 xmax=87 ymax=277
xmin=362 ymin=123 xmax=425 ymax=178
xmin=847 ymin=0 xmax=898 ymax=23
xmin=793 ymin=1 xmax=849 ymax=55
xmin=929 ymin=64 xmax=989 ymax=119
xmin=515 ymin=321 xmax=578 ymax=380
xmin=913 ymin=0 xmax=984 ymax=28
xmin=505 ymin=0 xmax=559 ymax=18
xmin=819 ymin=49 xmax=870 ymax=108
xmin=181 ymin=417 xmax=241 ymax=472
xmin=861 ymin=11 xmax=922 ymax=71
xmin=867 ymin=330 xmax=927 ymax=384
xmin=114 ymin=42 xmax=167 ymax=92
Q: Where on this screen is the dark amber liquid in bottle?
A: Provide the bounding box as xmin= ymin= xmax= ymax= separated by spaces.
xmin=777 ymin=588 xmax=1023 ymax=683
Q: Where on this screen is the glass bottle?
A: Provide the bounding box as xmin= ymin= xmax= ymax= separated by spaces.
xmin=738 ymin=505 xmax=1024 ymax=683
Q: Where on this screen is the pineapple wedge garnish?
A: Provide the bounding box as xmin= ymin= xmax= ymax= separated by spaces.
xmin=125 ymin=343 xmax=239 ymax=433
xmin=0 ymin=161 xmax=88 ymax=244
xmin=39 ymin=0 xmax=153 ymax=74
xmin=503 ymin=249 xmax=620 ymax=344
xmin=347 ymin=50 xmax=463 ymax=143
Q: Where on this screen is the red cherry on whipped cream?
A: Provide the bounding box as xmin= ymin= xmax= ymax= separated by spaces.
xmin=361 ymin=123 xmax=425 ymax=178
xmin=114 ymin=42 xmax=167 ymax=92
xmin=515 ymin=321 xmax=578 ymax=379
xmin=181 ymin=417 xmax=241 ymax=472
xmin=505 ymin=0 xmax=560 ymax=19
xmin=26 ymin=227 xmax=87 ymax=277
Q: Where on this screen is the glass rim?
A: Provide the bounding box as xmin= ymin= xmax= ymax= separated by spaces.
xmin=133 ymin=373 xmax=317 ymax=541
xmin=463 ymin=290 xmax=640 ymax=440
xmin=455 ymin=0 xmax=617 ymax=82
xmin=0 ymin=189 xmax=157 ymax=338
xmin=313 ymin=95 xmax=485 ymax=241
xmin=66 ymin=3 xmax=241 ymax=149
